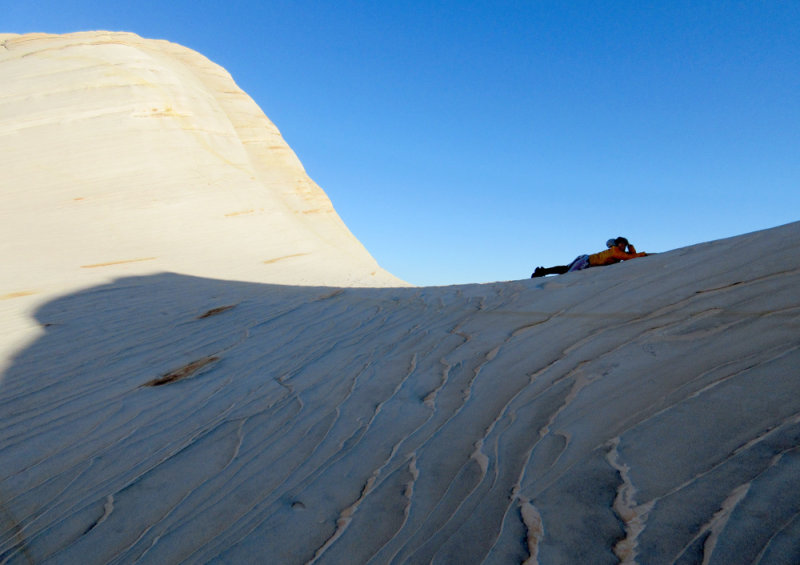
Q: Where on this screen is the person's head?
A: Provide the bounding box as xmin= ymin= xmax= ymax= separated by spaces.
xmin=607 ymin=237 xmax=629 ymax=249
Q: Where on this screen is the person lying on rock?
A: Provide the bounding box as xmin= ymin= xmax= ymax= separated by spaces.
xmin=531 ymin=237 xmax=648 ymax=277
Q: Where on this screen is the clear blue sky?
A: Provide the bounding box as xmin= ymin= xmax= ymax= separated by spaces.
xmin=5 ymin=1 xmax=799 ymax=286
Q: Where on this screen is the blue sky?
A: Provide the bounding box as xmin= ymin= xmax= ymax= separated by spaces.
xmin=5 ymin=1 xmax=799 ymax=286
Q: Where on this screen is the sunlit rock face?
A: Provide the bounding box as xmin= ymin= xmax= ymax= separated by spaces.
xmin=0 ymin=31 xmax=402 ymax=292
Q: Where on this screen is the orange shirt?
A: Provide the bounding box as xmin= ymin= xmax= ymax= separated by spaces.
xmin=588 ymin=246 xmax=646 ymax=266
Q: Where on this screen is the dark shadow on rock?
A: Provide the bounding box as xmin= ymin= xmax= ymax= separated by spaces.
xmin=0 ymin=273 xmax=403 ymax=563
xmin=1 ymin=259 xmax=799 ymax=564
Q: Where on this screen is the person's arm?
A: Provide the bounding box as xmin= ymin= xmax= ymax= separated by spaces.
xmin=626 ymin=243 xmax=648 ymax=257
xmin=611 ymin=246 xmax=647 ymax=261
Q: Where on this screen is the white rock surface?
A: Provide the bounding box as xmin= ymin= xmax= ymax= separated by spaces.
xmin=0 ymin=31 xmax=404 ymax=372
xmin=2 ymin=32 xmax=800 ymax=565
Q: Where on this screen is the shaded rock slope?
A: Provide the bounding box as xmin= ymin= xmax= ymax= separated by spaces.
xmin=1 ymin=221 xmax=799 ymax=564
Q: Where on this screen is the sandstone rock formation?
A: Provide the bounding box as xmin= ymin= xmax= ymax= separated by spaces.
xmin=0 ymin=31 xmax=404 ymax=371
xmin=1 ymin=31 xmax=401 ymax=288
xmin=1 ymin=221 xmax=798 ymax=564
xmin=2 ymin=32 xmax=799 ymax=565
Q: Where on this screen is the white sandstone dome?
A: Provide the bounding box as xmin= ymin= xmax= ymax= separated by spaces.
xmin=0 ymin=31 xmax=404 ymax=291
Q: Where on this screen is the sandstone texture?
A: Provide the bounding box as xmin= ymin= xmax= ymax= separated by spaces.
xmin=0 ymin=31 xmax=403 ymax=370
xmin=2 ymin=32 xmax=799 ymax=565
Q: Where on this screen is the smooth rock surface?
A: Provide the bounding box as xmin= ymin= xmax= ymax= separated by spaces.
xmin=0 ymin=31 xmax=403 ymax=371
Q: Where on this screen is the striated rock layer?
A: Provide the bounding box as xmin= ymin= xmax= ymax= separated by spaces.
xmin=1 ymin=220 xmax=798 ymax=564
